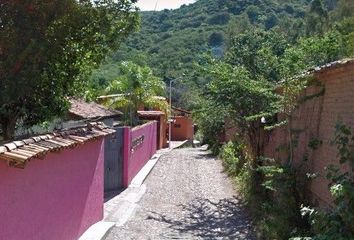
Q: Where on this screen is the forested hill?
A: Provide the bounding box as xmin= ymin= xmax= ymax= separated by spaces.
xmin=109 ymin=0 xmax=329 ymax=80
xmin=89 ymin=0 xmax=348 ymax=108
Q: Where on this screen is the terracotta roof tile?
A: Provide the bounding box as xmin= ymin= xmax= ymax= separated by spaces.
xmin=0 ymin=146 xmax=7 ymax=154
xmin=69 ymin=98 xmax=122 ymax=119
xmin=0 ymin=122 xmax=115 ymax=169
xmin=172 ymin=106 xmax=191 ymax=115
xmin=307 ymin=58 xmax=354 ymax=74
xmin=278 ymin=58 xmax=354 ymax=86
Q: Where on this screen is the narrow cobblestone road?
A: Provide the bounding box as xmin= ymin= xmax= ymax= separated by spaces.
xmin=106 ymin=146 xmax=255 ymax=240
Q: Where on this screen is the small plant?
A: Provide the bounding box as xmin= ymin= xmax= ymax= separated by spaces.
xmin=308 ymin=138 xmax=322 ymax=150
xmin=220 ymin=140 xmax=309 ymax=239
xmin=220 ymin=141 xmax=247 ymax=176
xmin=256 ymin=158 xmax=307 ymax=240
xmin=300 ymin=122 xmax=354 ymax=240
xmin=219 ymin=139 xmax=258 ymax=208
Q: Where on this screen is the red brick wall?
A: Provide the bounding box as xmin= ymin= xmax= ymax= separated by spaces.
xmin=264 ymin=62 xmax=354 ymax=206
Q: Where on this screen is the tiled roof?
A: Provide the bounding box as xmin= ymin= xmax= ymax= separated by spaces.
xmin=0 ymin=122 xmax=115 ymax=169
xmin=97 ymin=93 xmax=128 ymax=101
xmin=278 ymin=58 xmax=354 ymax=85
xmin=138 ymin=111 xmax=165 ymax=117
xmin=69 ymin=98 xmax=122 ymax=119
xmin=307 ymin=58 xmax=354 ymax=74
xmin=97 ymin=94 xmax=166 ymax=101
xmin=172 ymin=106 xmax=191 ymax=115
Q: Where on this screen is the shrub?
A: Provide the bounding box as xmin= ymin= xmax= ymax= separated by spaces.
xmin=207 ymin=12 xmax=231 ymax=25
xmin=220 ymin=141 xmax=246 ymax=176
xmin=301 ymin=122 xmax=354 ymax=240
xmin=220 ymin=140 xmax=308 ymax=239
xmin=257 ymin=162 xmax=306 ymax=239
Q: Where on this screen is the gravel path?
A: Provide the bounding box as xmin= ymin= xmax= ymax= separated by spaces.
xmin=106 ymin=146 xmax=255 ymax=240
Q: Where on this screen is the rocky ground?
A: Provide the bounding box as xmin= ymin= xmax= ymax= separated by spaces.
xmin=105 ymin=146 xmax=255 ymax=240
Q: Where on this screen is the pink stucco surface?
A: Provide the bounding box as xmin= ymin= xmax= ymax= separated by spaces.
xmin=122 ymin=127 xmax=131 ymax=188
xmin=123 ymin=121 xmax=157 ymax=187
xmin=0 ymin=139 xmax=104 ymax=240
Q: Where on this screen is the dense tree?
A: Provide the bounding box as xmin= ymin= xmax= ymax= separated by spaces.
xmin=265 ymin=13 xmax=279 ymax=30
xmin=226 ymin=29 xmax=288 ymax=82
xmin=102 ymin=62 xmax=167 ymax=125
xmin=0 ymin=0 xmax=139 ymax=140
xmin=195 ymin=9 xmax=354 ymax=152
xmin=90 ymin=0 xmax=354 ymax=111
xmin=207 ymin=12 xmax=231 ymax=25
xmin=333 ymin=0 xmax=354 ymax=19
xmin=245 ymin=5 xmax=261 ymax=24
xmin=280 ymin=30 xmax=347 ymax=78
xmin=99 ymin=0 xmax=314 ymax=107
xmin=208 ymin=32 xmax=224 ymax=47
xmin=305 ymin=0 xmax=329 ymax=35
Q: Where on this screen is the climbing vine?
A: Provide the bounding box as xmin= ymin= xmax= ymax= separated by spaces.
xmin=300 ymin=122 xmax=354 ymax=239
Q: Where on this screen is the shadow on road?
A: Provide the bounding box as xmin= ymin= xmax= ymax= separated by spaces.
xmin=193 ymin=147 xmax=217 ymax=160
xmin=146 ymin=197 xmax=255 ymax=239
xmin=194 ymin=153 xmax=217 ymax=160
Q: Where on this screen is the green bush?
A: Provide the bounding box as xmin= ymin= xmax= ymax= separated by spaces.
xmin=220 ymin=141 xmax=246 ymax=176
xmin=300 ymin=122 xmax=354 ymax=240
xmin=257 ymin=162 xmax=306 ymax=239
xmin=220 ymin=140 xmax=308 ymax=239
xmin=192 ymin=99 xmax=226 ymax=155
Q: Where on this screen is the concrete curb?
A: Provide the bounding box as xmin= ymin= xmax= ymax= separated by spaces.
xmin=78 ymin=141 xmax=190 ymax=240
xmin=78 ymin=222 xmax=115 ymax=240
xmin=130 ymin=154 xmax=161 ymax=187
xmin=104 ymin=184 xmax=147 ymax=226
xmin=129 ymin=140 xmax=190 ymax=187
xmin=172 ymin=140 xmax=190 ymax=149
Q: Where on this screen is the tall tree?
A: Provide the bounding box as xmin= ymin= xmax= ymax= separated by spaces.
xmin=226 ymin=29 xmax=288 ymax=82
xmin=102 ymin=61 xmax=167 ymax=125
xmin=305 ymin=0 xmax=329 ymax=35
xmin=332 ymin=0 xmax=354 ymax=20
xmin=0 ymin=0 xmax=139 ymax=140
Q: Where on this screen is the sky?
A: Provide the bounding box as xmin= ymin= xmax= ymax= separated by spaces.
xmin=136 ymin=0 xmax=196 ymax=11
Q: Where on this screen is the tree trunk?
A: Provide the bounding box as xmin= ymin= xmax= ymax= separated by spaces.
xmin=1 ymin=116 xmax=17 ymax=141
xmin=287 ymin=116 xmax=293 ymax=166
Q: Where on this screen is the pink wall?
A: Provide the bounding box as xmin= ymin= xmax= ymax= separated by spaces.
xmin=0 ymin=140 xmax=104 ymax=240
xmin=123 ymin=121 xmax=157 ymax=187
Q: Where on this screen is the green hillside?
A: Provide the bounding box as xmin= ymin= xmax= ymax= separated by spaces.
xmin=89 ymin=0 xmax=351 ymax=107
xmin=93 ymin=1 xmax=314 ymax=76
xmin=114 ymin=0 xmax=316 ymax=79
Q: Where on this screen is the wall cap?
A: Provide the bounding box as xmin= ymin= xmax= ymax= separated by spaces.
xmin=0 ymin=122 xmax=115 ymax=169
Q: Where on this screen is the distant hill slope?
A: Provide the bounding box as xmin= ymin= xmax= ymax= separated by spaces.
xmin=90 ymin=0 xmax=340 ymax=99
xmin=110 ymin=0 xmax=318 ymax=79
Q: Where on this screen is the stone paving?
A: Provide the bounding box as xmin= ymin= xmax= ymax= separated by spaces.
xmin=105 ymin=146 xmax=255 ymax=240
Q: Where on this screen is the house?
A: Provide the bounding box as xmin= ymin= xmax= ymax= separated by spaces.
xmin=0 ymin=100 xmax=160 ymax=239
xmin=0 ymin=99 xmax=122 ymax=141
xmin=68 ymin=98 xmax=122 ymax=127
xmin=67 ymin=99 xmax=128 ymax=192
xmin=170 ymin=106 xmax=194 ymax=141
